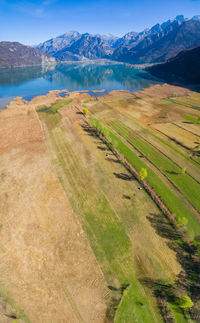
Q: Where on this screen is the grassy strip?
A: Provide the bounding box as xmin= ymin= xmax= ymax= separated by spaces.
xmin=183 ymin=115 xmax=200 ymax=124
xmin=89 ymin=118 xmax=200 ymax=239
xmin=109 ymin=120 xmax=200 ymax=212
xmin=37 ymin=98 xmax=72 ymax=114
xmin=169 ymin=304 xmax=188 ymax=323
xmin=115 ymin=282 xmax=160 ymax=323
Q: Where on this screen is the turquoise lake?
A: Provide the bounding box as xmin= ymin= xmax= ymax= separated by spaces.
xmin=0 ymin=61 xmax=162 ymax=108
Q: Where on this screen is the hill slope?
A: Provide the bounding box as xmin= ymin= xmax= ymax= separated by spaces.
xmin=0 ymin=42 xmax=57 ymax=67
xmin=147 ymin=46 xmax=200 ymax=84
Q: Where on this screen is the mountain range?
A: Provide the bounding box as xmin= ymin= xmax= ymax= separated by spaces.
xmin=1 ymin=14 xmax=200 ymax=71
xmin=36 ymin=15 xmax=200 ymax=64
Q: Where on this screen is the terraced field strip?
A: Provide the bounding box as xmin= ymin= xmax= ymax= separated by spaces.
xmin=149 ymin=128 xmax=200 ymax=169
xmin=181 ymin=92 xmax=200 ymax=108
xmin=177 ymin=122 xmax=200 ymax=140
xmin=109 ymin=120 xmax=200 ymax=213
xmin=151 ymin=123 xmax=199 ymax=150
xmin=90 ymin=118 xmax=200 ymax=240
xmin=124 ymin=108 xmax=200 ymax=170
xmin=121 ymin=116 xmax=200 ymax=182
xmin=163 ymin=98 xmax=200 ymax=112
xmin=38 ymin=112 xmax=162 ymax=323
xmin=143 ymin=132 xmax=200 ymax=184
xmin=172 ymin=122 xmax=200 ymax=138
xmin=149 ymin=125 xmax=200 ymax=166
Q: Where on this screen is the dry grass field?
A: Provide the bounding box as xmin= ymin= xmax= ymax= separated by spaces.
xmin=0 ymin=93 xmax=109 ymax=322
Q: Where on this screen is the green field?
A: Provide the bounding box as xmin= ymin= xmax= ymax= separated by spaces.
xmin=109 ymin=120 xmax=200 ymax=211
xmin=38 ymin=98 xmax=72 ymax=114
xmin=89 ymin=118 xmax=200 ymax=239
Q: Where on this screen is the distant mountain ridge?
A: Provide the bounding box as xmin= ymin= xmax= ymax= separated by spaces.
xmin=36 ymin=15 xmax=200 ymax=64
xmin=0 ymin=42 xmax=56 ymax=68
xmin=147 ymin=46 xmax=200 ymax=84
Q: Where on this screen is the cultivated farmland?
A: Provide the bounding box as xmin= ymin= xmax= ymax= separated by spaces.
xmin=0 ymin=84 xmax=199 ymax=322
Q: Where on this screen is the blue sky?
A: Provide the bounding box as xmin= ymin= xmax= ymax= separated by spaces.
xmin=0 ymin=0 xmax=200 ymax=44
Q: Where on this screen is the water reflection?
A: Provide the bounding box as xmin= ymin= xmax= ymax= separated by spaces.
xmin=0 ymin=61 xmax=161 ymax=108
xmin=43 ymin=63 xmax=160 ymax=91
xmin=0 ymin=65 xmax=55 ymax=86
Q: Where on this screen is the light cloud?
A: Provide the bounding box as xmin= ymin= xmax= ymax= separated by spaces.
xmin=11 ymin=0 xmax=57 ymax=18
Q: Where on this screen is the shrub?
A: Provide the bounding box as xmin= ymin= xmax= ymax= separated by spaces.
xmin=177 ymin=295 xmax=194 ymax=309
xmin=83 ymin=107 xmax=89 ymax=116
xmin=181 ymin=167 xmax=186 ymax=175
xmin=139 ymin=168 xmax=147 ymax=180
xmin=177 ymin=216 xmax=188 ymax=227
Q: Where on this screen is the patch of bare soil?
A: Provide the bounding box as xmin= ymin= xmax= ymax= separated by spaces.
xmin=30 ymin=91 xmax=68 ymax=106
xmin=59 ymin=103 xmax=84 ymax=124
xmin=0 ymin=97 xmax=109 ymax=322
xmin=136 ymin=84 xmax=190 ymax=98
xmin=105 ymin=90 xmax=136 ymax=98
xmin=91 ymin=90 xmax=105 ymax=93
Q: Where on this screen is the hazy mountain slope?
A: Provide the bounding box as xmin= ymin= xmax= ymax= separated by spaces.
xmin=0 ymin=42 xmax=56 ymax=67
xmin=95 ymin=33 xmax=119 ymax=46
xmin=147 ymin=46 xmax=200 ymax=84
xmin=36 ymin=31 xmax=82 ymax=55
xmin=36 ymin=32 xmax=117 ymax=59
xmin=54 ymin=33 xmax=113 ymax=60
